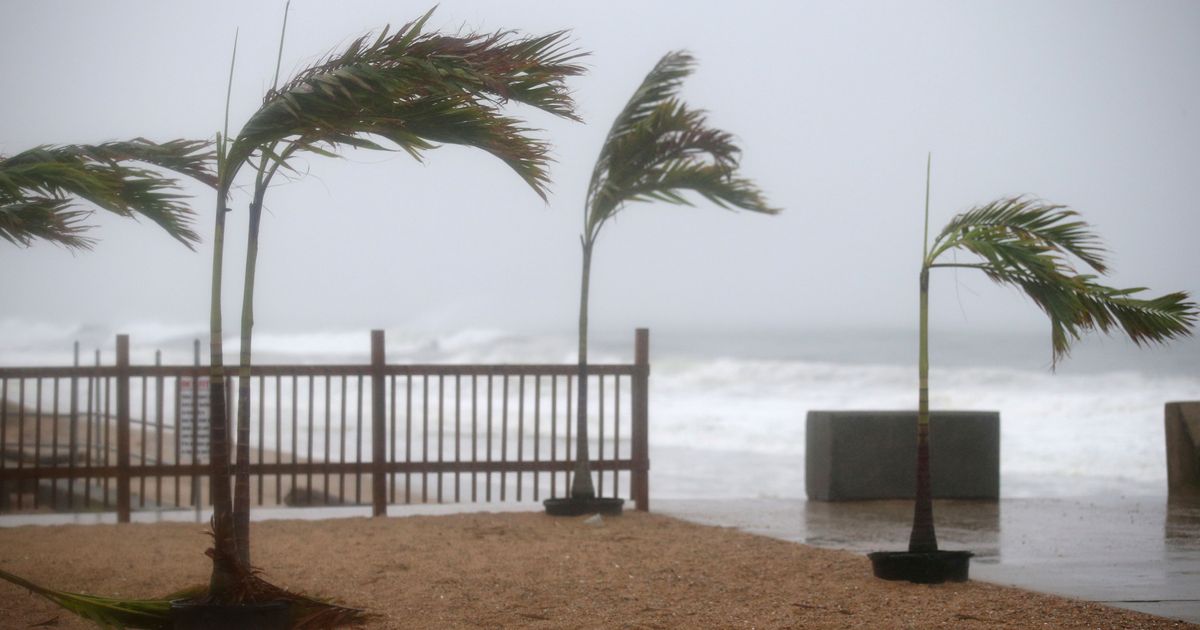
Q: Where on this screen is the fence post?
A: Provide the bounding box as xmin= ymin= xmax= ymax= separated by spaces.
xmin=632 ymin=328 xmax=650 ymax=511
xmin=116 ymin=335 xmax=131 ymax=523
xmin=371 ymin=330 xmax=388 ymax=517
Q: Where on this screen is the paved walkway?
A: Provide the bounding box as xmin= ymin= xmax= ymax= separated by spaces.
xmin=659 ymin=496 xmax=1200 ymax=625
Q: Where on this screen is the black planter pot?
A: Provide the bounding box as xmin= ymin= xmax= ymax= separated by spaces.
xmin=170 ymin=599 xmax=292 ymax=630
xmin=543 ymin=496 xmax=625 ymax=516
xmin=867 ymin=550 xmax=973 ymax=584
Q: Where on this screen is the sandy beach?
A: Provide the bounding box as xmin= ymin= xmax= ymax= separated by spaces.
xmin=0 ymin=510 xmax=1193 ymax=629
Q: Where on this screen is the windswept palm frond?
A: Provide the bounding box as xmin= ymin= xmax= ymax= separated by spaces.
xmin=928 ymin=197 xmax=1196 ymax=365
xmin=584 ymin=50 xmax=777 ymax=241
xmin=930 ymin=196 xmax=1107 ymax=273
xmin=0 ymin=568 xmax=172 ymax=630
xmin=0 ymin=138 xmax=216 ymax=250
xmin=0 ymin=197 xmax=95 ymax=250
xmin=221 ymin=7 xmax=586 ymax=197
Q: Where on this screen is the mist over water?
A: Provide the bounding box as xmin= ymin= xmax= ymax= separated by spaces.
xmin=2 ymin=318 xmax=1198 ymax=500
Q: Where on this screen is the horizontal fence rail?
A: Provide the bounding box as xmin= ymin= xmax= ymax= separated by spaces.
xmin=0 ymin=329 xmax=650 ymax=520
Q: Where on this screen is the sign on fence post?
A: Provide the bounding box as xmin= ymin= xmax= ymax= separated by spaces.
xmin=179 ymin=376 xmax=211 ymax=464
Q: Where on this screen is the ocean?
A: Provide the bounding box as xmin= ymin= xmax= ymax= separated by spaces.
xmin=2 ymin=319 xmax=1198 ymax=501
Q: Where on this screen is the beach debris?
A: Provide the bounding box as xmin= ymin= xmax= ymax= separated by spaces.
xmin=584 ymin=514 xmax=604 ymax=527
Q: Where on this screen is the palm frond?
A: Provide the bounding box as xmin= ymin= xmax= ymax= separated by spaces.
xmin=221 ymin=7 xmax=586 ymax=197
xmin=585 ymin=51 xmax=778 ymax=240
xmin=929 ymin=198 xmax=1197 ymax=365
xmin=0 ymin=197 xmax=95 ymax=250
xmin=0 ymin=568 xmax=172 ymax=630
xmin=930 ymin=197 xmax=1107 ymax=273
xmin=0 ymin=138 xmax=215 ymax=250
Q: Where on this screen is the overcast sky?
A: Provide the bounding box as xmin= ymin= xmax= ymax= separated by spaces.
xmin=2 ymin=0 xmax=1197 ymax=342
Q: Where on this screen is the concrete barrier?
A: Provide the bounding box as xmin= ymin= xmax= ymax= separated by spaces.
xmin=1166 ymin=402 xmax=1200 ymax=496
xmin=806 ymin=410 xmax=1000 ymax=501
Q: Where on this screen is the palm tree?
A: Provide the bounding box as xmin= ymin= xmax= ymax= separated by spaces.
xmin=207 ymin=6 xmax=586 ymax=600
xmin=872 ymin=157 xmax=1197 ymax=582
xmin=0 ymin=138 xmax=214 ymax=250
xmin=549 ymin=51 xmax=778 ymax=513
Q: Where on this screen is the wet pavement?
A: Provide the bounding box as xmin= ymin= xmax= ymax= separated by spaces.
xmin=659 ymin=496 xmax=1200 ymax=624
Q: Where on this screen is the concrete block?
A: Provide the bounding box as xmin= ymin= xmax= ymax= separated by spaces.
xmin=806 ymin=410 xmax=1000 ymax=501
xmin=1166 ymin=401 xmax=1200 ymax=496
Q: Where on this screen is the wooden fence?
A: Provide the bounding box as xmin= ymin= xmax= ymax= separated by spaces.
xmin=0 ymin=329 xmax=650 ymax=520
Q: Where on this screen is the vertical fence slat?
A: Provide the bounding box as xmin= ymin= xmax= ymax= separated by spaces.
xmin=598 ymin=374 xmax=605 ymax=498
xmin=516 ymin=374 xmax=524 ymax=502
xmin=343 ymin=376 xmax=350 ymax=505
xmin=324 ymin=376 xmax=332 ymax=506
xmin=291 ymin=375 xmax=298 ymax=504
xmin=614 ymin=375 xmax=621 ymax=499
xmin=306 ymin=375 xmax=314 ymax=506
xmin=84 ymin=367 xmax=93 ymax=508
xmin=69 ymin=343 xmax=79 ymax=509
xmin=422 ymin=375 xmax=429 ymax=503
xmin=454 ymin=374 xmax=461 ymax=503
xmin=486 ymin=375 xmax=493 ymax=502
xmin=500 ymin=375 xmax=508 ymax=502
xmin=155 ymin=351 xmax=163 ymax=508
xmin=275 ymin=375 xmax=282 ymax=507
xmin=258 ymin=375 xmax=265 ymax=506
xmin=51 ymin=377 xmax=60 ymax=508
xmin=356 ymin=374 xmax=364 ymax=505
xmin=33 ymin=378 xmax=43 ymax=510
xmin=139 ymin=366 xmax=147 ymax=508
xmin=103 ymin=360 xmax=110 ymax=509
xmin=471 ymin=375 xmax=478 ymax=502
xmin=534 ymin=375 xmax=541 ymax=501
xmin=1 ymin=378 xmax=8 ymax=508
xmin=550 ymin=375 xmax=557 ymax=498
xmin=437 ymin=374 xmax=444 ymax=504
xmin=404 ymin=374 xmax=411 ymax=505
xmin=388 ymin=375 xmax=395 ymax=504
xmin=565 ymin=374 xmax=573 ymax=497
xmin=370 ymin=330 xmax=387 ymax=516
xmin=633 ymin=328 xmax=650 ymax=511
xmin=116 ymin=335 xmax=131 ymax=523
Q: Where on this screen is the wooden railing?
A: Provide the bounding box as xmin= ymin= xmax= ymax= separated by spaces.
xmin=0 ymin=329 xmax=650 ymax=520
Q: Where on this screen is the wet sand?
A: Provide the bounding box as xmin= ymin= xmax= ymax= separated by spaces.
xmin=0 ymin=510 xmax=1193 ymax=629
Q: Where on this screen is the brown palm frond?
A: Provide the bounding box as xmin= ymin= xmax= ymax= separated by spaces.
xmin=585 ymin=51 xmax=777 ymax=242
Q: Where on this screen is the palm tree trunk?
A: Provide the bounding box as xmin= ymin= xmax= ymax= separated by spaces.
xmin=908 ymin=267 xmax=938 ymax=553
xmin=571 ymin=240 xmax=596 ymax=499
xmin=207 ymin=195 xmax=239 ymax=599
xmin=233 ymin=190 xmax=264 ymax=566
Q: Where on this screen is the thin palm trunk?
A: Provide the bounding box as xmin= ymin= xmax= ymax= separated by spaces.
xmin=233 ymin=186 xmax=265 ymax=566
xmin=909 ymin=267 xmax=938 ymax=553
xmin=572 ymin=240 xmax=596 ymax=499
xmin=207 ymin=193 xmax=238 ymax=598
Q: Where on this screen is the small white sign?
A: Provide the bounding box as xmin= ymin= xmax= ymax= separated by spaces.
xmin=179 ymin=376 xmax=211 ymax=463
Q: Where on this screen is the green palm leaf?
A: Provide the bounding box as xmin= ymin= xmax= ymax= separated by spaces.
xmin=927 ymin=197 xmax=1196 ymax=364
xmin=0 ymin=568 xmax=172 ymax=630
xmin=585 ymin=51 xmax=777 ymax=241
xmin=221 ymin=7 xmax=586 ymax=199
xmin=0 ymin=138 xmax=216 ymax=250
xmin=0 ymin=197 xmax=95 ymax=249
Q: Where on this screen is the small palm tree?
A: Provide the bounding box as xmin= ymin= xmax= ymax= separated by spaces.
xmin=207 ymin=5 xmax=585 ymax=603
xmin=875 ymin=157 xmax=1197 ymax=581
xmin=558 ymin=51 xmax=778 ymax=508
xmin=0 ymin=138 xmax=215 ymax=250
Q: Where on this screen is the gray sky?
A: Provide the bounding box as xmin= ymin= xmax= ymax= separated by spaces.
xmin=2 ymin=0 xmax=1198 ymax=340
